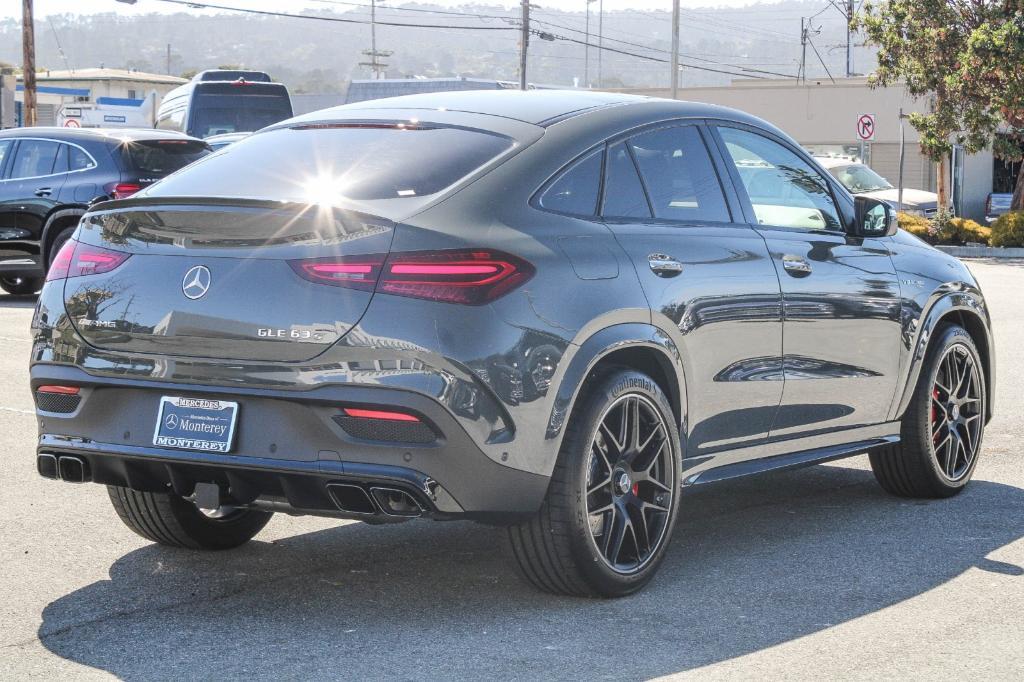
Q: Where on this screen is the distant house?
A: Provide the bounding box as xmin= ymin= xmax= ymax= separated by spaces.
xmin=13 ymin=68 xmax=186 ymax=127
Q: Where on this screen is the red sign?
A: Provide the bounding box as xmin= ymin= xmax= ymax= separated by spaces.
xmin=63 ymin=118 xmax=81 ymax=128
xmin=857 ymin=113 xmax=875 ymax=141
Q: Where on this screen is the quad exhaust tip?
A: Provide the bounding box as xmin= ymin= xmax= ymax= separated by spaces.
xmin=37 ymin=453 xmax=58 ymax=479
xmin=369 ymin=486 xmax=423 ymax=517
xmin=37 ymin=453 xmax=90 ymax=483
xmin=326 ymin=482 xmax=423 ymax=517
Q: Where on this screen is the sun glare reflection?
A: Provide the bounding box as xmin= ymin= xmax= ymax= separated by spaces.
xmin=303 ymin=174 xmax=350 ymax=207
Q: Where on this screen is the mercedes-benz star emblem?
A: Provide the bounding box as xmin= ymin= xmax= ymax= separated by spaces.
xmin=164 ymin=413 xmax=179 ymax=429
xmin=182 ymin=265 xmax=211 ymax=300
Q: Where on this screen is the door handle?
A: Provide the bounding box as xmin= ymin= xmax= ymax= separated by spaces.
xmin=648 ymin=253 xmax=684 ymax=278
xmin=782 ymin=255 xmax=812 ymax=277
xmin=34 ymin=187 xmax=52 ymax=197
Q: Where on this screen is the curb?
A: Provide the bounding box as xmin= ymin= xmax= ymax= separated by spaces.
xmin=935 ymin=245 xmax=1024 ymax=259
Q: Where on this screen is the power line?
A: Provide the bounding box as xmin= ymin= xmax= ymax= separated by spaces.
xmin=123 ymin=0 xmax=791 ymax=83
xmin=146 ymin=0 xmax=517 ymax=31
xmin=529 ymin=17 xmax=796 ymax=78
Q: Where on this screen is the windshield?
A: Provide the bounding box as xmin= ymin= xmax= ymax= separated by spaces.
xmin=123 ymin=140 xmax=211 ymax=176
xmin=143 ymin=123 xmax=516 ymax=203
xmin=829 ymin=163 xmax=893 ymax=193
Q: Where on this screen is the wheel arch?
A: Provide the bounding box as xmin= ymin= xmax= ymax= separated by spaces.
xmin=891 ymin=291 xmax=994 ymax=423
xmin=547 ymin=323 xmax=686 ymax=442
xmin=40 ymin=208 xmax=87 ymax=266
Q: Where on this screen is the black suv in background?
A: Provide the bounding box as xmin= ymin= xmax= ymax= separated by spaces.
xmin=0 ymin=128 xmax=210 ymax=295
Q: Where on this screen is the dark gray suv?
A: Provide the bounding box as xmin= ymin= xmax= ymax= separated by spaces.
xmin=29 ymin=91 xmax=993 ymax=597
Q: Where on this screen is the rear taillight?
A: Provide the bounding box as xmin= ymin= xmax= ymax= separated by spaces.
xmin=288 ymin=249 xmax=532 ymax=304
xmin=110 ymin=183 xmax=142 ymax=200
xmin=381 ymin=249 xmax=533 ymax=305
xmin=288 ymin=255 xmax=384 ymax=290
xmin=46 ymin=240 xmax=130 ymax=281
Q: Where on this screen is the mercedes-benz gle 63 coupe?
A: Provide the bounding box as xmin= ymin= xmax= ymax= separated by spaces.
xmin=29 ymin=91 xmax=993 ymax=597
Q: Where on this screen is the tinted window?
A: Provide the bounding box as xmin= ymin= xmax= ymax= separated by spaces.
xmin=630 ymin=126 xmax=729 ymax=223
xmin=52 ymin=143 xmax=68 ymax=174
xmin=602 ymin=142 xmax=651 ymax=219
xmin=69 ymin=145 xmax=96 ymax=171
xmin=190 ymin=83 xmax=292 ymax=137
xmin=144 ymin=125 xmax=515 ymax=202
xmin=10 ymin=139 xmax=60 ymax=179
xmin=0 ymin=140 xmax=11 ymax=173
xmin=718 ymin=127 xmax=842 ymax=231
xmin=123 ymin=140 xmax=210 ymax=176
xmin=539 ymin=149 xmax=602 ymax=216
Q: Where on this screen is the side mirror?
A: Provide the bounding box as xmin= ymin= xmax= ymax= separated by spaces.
xmin=852 ymin=196 xmax=897 ymax=238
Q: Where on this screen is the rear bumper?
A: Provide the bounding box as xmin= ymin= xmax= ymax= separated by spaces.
xmin=31 ymin=363 xmax=549 ymax=522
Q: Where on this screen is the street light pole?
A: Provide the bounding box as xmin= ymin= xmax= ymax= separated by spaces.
xmin=670 ymin=0 xmax=680 ymax=99
xmin=897 ymin=107 xmax=906 ymax=212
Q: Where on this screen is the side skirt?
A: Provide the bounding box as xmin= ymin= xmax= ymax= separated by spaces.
xmin=682 ymin=422 xmax=900 ymax=486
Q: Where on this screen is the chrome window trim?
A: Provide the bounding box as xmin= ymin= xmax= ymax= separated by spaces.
xmin=0 ymin=137 xmax=99 ymax=183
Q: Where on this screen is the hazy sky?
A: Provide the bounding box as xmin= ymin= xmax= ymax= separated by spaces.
xmin=2 ymin=1 xmax=769 ymax=20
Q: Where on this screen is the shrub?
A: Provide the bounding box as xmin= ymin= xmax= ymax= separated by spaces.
xmin=898 ymin=211 xmax=933 ymax=242
xmin=899 ymin=211 xmax=990 ymax=245
xmin=946 ymin=217 xmax=991 ymax=245
xmin=990 ymin=211 xmax=1024 ymax=248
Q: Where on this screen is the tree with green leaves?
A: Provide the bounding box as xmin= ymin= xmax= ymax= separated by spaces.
xmin=858 ymin=1 xmax=1024 ymax=210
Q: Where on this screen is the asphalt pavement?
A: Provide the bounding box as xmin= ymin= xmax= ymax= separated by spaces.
xmin=1 ymin=260 xmax=1022 ymax=680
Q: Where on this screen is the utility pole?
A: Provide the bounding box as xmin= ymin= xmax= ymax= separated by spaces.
xmin=519 ymin=0 xmax=530 ymax=90
xmin=670 ymin=0 xmax=680 ymax=99
xmin=597 ymin=0 xmax=603 ymax=88
xmin=845 ymin=0 xmax=854 ymax=78
xmin=799 ymin=18 xmax=807 ymax=84
xmin=21 ymin=0 xmax=36 ymax=127
xmin=584 ymin=0 xmax=596 ymax=88
xmin=359 ymin=0 xmax=392 ymax=79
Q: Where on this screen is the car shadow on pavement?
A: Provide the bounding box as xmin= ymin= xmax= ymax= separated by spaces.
xmin=37 ymin=463 xmax=1024 ymax=680
xmin=0 ymin=294 xmax=38 ymax=309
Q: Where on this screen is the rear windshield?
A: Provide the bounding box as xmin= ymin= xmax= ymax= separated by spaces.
xmin=143 ymin=124 xmax=516 ymax=202
xmin=123 ymin=140 xmax=211 ymax=176
xmin=191 ymin=83 xmax=292 ymax=137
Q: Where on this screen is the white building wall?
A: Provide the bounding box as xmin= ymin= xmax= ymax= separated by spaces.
xmin=613 ymin=78 xmax=995 ymax=221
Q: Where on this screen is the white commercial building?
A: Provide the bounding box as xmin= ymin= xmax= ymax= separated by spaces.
xmin=12 ymin=68 xmax=186 ymax=129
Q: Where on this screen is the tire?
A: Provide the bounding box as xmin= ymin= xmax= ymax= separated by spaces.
xmin=0 ymin=276 xmax=43 ymax=296
xmin=870 ymin=324 xmax=986 ymax=498
xmin=506 ymin=367 xmax=682 ymax=597
xmin=107 ymin=485 xmax=273 ymax=550
xmin=48 ymin=227 xmax=76 ymax=268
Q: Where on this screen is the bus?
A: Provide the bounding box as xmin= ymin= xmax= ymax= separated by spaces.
xmin=155 ymin=70 xmax=293 ymax=139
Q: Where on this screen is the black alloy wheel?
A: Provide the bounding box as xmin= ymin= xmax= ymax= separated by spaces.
xmin=586 ymin=393 xmax=675 ymax=573
xmin=929 ymin=342 xmax=983 ymax=481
